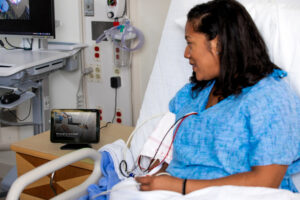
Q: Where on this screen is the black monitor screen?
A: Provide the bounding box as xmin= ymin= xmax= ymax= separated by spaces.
xmin=50 ymin=109 xmax=100 ymax=144
xmin=0 ymin=0 xmax=55 ymax=38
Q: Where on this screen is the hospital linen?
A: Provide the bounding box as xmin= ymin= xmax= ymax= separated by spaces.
xmin=166 ymin=69 xmax=300 ymax=192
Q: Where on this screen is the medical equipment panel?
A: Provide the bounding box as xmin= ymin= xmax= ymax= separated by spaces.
xmin=82 ymin=0 xmax=133 ymax=126
xmin=106 ymin=0 xmax=126 ymax=19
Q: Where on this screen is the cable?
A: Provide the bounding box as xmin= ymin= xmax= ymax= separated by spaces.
xmin=119 ymin=112 xmax=197 ymax=177
xmin=145 ymin=113 xmax=197 ymax=172
xmin=8 ymin=103 xmax=31 ymax=121
xmin=125 ymin=113 xmax=166 ymax=150
xmin=27 ymin=38 xmax=34 ymax=49
xmin=4 ymin=37 xmax=23 ymax=49
xmin=0 ymin=39 xmax=14 ymax=50
xmin=137 ymin=113 xmax=191 ymax=172
xmin=76 ymin=74 xmax=85 ymax=108
xmin=112 ymin=88 xmax=118 ymax=123
xmin=0 ymin=106 xmax=36 ymax=126
xmin=77 ymin=67 xmax=93 ymax=108
xmin=100 ymin=88 xmax=118 ymax=130
xmin=118 ymin=112 xmax=168 ymax=177
xmin=4 ymin=37 xmax=33 ymax=50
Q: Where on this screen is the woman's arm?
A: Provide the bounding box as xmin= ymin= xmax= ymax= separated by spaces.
xmin=135 ymin=164 xmax=288 ymax=194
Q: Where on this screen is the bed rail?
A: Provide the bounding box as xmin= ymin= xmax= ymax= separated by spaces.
xmin=6 ymin=148 xmax=102 ymax=200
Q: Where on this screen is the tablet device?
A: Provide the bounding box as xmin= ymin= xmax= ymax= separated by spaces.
xmin=50 ymin=109 xmax=100 ymax=149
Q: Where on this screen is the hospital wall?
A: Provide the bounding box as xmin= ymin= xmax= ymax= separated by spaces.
xmin=130 ymin=0 xmax=171 ymax=123
xmin=0 ymin=0 xmax=170 ymax=177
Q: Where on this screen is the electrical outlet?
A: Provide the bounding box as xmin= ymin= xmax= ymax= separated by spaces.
xmin=95 ymin=64 xmax=101 ymax=82
xmin=94 ymin=45 xmax=100 ymax=52
xmin=95 ymin=73 xmax=101 ymax=81
xmin=96 ymin=106 xmax=103 ymax=121
xmin=0 ymin=127 xmax=19 ymax=144
xmin=93 ymin=45 xmax=101 ymax=62
xmin=86 ymin=64 xmax=102 ymax=83
xmin=87 ymin=64 xmax=95 ymax=82
xmin=114 ymin=67 xmax=120 ymax=75
xmin=94 ymin=52 xmax=100 ymax=62
xmin=116 ymin=108 xmax=122 ymax=124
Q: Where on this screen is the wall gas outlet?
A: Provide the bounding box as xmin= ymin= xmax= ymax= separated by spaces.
xmin=84 ymin=0 xmax=94 ymax=16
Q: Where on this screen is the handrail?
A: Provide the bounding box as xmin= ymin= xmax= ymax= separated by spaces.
xmin=6 ymin=148 xmax=102 ymax=200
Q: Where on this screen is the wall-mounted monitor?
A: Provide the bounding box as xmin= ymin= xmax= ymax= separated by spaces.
xmin=0 ymin=0 xmax=55 ymax=38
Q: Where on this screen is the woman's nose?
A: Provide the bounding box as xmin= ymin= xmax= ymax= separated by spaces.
xmin=184 ymin=46 xmax=190 ymax=58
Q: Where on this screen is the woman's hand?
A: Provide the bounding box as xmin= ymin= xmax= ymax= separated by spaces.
xmin=135 ymin=164 xmax=288 ymax=194
xmin=135 ymin=175 xmax=183 ymax=193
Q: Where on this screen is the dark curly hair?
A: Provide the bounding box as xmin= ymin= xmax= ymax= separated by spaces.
xmin=187 ymin=0 xmax=279 ymax=99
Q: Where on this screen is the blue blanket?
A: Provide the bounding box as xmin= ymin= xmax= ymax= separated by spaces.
xmin=79 ymin=151 xmax=121 ymax=200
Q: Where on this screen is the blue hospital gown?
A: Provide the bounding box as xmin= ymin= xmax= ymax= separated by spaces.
xmin=166 ymin=69 xmax=300 ymax=192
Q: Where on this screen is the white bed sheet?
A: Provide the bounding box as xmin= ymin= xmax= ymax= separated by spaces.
xmin=110 ymin=178 xmax=300 ymax=200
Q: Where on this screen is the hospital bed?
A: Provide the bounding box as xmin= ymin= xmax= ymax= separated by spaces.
xmin=6 ymin=0 xmax=300 ymax=199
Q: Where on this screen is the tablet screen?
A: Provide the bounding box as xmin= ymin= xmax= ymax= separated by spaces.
xmin=50 ymin=109 xmax=100 ymax=144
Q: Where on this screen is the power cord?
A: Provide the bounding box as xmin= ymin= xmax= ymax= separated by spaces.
xmin=119 ymin=113 xmax=166 ymax=177
xmin=111 ymin=88 xmax=118 ymax=123
xmin=76 ymin=67 xmax=93 ymax=108
xmin=0 ymin=40 xmax=14 ymax=50
xmin=0 ymin=107 xmax=36 ymax=126
xmin=100 ymin=88 xmax=118 ymax=130
xmin=4 ymin=37 xmax=33 ymax=50
xmin=8 ymin=103 xmax=32 ymax=121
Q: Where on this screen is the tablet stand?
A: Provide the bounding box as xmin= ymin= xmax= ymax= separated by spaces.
xmin=60 ymin=144 xmax=92 ymax=150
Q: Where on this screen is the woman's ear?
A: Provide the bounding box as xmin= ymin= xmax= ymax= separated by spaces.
xmin=211 ymin=36 xmax=219 ymax=55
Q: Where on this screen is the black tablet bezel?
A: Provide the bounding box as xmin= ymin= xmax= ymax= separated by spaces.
xmin=50 ymin=109 xmax=100 ymax=144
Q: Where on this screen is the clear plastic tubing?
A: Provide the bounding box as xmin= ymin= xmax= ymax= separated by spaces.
xmin=96 ymin=20 xmax=144 ymax=52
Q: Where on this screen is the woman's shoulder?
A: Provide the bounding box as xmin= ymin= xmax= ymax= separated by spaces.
xmin=169 ymin=83 xmax=193 ymax=113
xmin=173 ymin=83 xmax=193 ymax=100
xmin=242 ymin=69 xmax=300 ymax=109
xmin=169 ymin=82 xmax=215 ymax=114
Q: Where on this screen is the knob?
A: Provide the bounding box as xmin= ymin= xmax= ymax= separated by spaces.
xmin=107 ymin=11 xmax=114 ymax=18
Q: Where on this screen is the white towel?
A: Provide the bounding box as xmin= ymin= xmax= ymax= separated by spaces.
xmin=99 ymin=139 xmax=134 ymax=180
xmin=139 ymin=112 xmax=176 ymax=164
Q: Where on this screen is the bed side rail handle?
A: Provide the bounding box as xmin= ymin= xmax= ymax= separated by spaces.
xmin=6 ymin=148 xmax=102 ymax=200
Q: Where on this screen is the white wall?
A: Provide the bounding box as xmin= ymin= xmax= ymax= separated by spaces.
xmin=0 ymin=0 xmax=171 ymax=172
xmin=49 ymin=0 xmax=83 ymax=109
xmin=130 ymin=0 xmax=171 ymax=124
xmin=52 ymin=0 xmax=83 ymax=43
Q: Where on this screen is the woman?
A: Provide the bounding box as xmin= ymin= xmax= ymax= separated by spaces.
xmin=136 ymin=0 xmax=300 ymax=194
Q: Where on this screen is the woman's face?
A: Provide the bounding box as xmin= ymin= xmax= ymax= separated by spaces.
xmin=184 ymin=21 xmax=220 ymax=81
